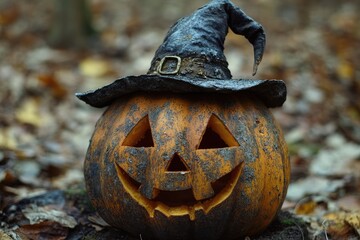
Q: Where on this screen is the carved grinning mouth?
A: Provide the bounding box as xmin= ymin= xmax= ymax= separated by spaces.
xmin=115 ymin=162 xmax=243 ymax=221
xmin=115 ymin=113 xmax=244 ymax=220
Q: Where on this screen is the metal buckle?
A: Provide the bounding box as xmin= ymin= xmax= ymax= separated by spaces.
xmin=157 ymin=56 xmax=181 ymax=75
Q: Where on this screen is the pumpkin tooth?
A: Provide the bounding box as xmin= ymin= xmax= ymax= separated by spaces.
xmin=139 ymin=184 xmax=159 ymax=199
xmin=192 ymin=182 xmax=214 ymax=200
xmin=188 ymin=206 xmax=196 ymax=221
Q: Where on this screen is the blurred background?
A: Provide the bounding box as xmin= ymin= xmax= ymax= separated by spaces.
xmin=0 ymin=0 xmax=359 ymax=236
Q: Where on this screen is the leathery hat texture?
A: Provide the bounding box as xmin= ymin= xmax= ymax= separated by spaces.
xmin=76 ymin=0 xmax=286 ymax=108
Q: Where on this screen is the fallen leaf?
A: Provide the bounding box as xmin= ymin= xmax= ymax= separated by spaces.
xmin=15 ymin=98 xmax=42 ymax=127
xmin=16 ymin=221 xmax=69 ymax=240
xmin=25 ymin=47 xmax=72 ymax=70
xmin=281 ymin=200 xmax=296 ymax=210
xmin=22 ymin=205 xmax=77 ymax=228
xmin=336 ymin=60 xmax=355 ymax=81
xmin=344 ymin=212 xmax=360 ymax=232
xmin=323 ymin=211 xmax=360 ymax=239
xmin=294 ymin=199 xmax=317 ymax=215
xmin=79 ymin=57 xmax=112 ymax=78
xmin=0 ymin=3 xmax=19 ymax=26
xmin=37 ymin=74 xmax=68 ymax=100
xmin=287 ymin=176 xmax=346 ymax=201
xmin=13 ymin=160 xmax=41 ymax=185
xmin=4 ymin=187 xmax=47 ymax=203
xmin=0 ymin=230 xmax=13 ymax=240
xmin=0 ymin=128 xmax=17 ymax=149
xmin=336 ymin=195 xmax=360 ymax=211
xmin=88 ymin=214 xmax=110 ymax=231
xmin=52 ymin=169 xmax=84 ymax=189
xmin=310 ymin=134 xmax=360 ymax=176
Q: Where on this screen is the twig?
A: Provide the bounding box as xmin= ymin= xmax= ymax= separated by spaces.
xmin=292 ymin=221 xmax=305 ymax=240
xmin=322 ymin=219 xmax=329 ymax=240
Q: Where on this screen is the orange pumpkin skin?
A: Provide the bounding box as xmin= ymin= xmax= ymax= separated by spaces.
xmin=84 ymin=92 xmax=290 ymax=240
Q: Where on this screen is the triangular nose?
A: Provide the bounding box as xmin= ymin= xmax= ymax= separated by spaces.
xmin=166 ymin=153 xmax=190 ymax=172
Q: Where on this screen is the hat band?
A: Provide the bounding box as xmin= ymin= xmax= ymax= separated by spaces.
xmin=148 ymin=55 xmax=232 ymax=79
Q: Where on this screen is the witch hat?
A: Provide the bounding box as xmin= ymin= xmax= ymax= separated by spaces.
xmin=76 ymin=0 xmax=286 ymax=108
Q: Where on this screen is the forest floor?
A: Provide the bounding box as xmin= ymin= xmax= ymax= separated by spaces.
xmin=0 ymin=0 xmax=359 ymax=239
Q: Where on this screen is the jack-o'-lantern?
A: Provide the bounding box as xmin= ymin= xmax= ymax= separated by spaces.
xmin=76 ymin=1 xmax=289 ymax=239
xmin=84 ymin=93 xmax=289 ymax=239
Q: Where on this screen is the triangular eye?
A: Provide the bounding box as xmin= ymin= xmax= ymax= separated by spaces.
xmin=166 ymin=153 xmax=190 ymax=172
xmin=122 ymin=115 xmax=154 ymax=147
xmin=198 ymin=114 xmax=239 ymax=149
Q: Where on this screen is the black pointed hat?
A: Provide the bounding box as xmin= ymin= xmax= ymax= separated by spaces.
xmin=76 ymin=0 xmax=286 ymax=108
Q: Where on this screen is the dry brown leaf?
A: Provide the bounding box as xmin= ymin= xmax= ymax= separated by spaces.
xmin=326 ymin=221 xmax=359 ymax=240
xmin=345 ymin=212 xmax=360 ymax=232
xmin=323 ymin=211 xmax=360 ymax=238
xmin=0 ymin=170 xmax=17 ymax=185
xmin=37 ymin=74 xmax=68 ymax=100
xmin=0 ymin=3 xmax=19 ymax=26
xmin=295 ymin=199 xmax=317 ymax=215
xmin=16 ymin=221 xmax=69 ymax=240
xmin=336 ymin=195 xmax=360 ymax=211
xmin=0 ymin=230 xmax=13 ymax=240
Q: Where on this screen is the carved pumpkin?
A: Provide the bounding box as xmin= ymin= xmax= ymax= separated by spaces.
xmin=84 ymin=92 xmax=290 ymax=240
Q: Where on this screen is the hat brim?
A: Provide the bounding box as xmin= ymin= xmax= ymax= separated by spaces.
xmin=76 ymin=75 xmax=286 ymax=108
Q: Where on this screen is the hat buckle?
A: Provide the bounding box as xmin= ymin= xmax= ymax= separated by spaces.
xmin=157 ymin=56 xmax=182 ymax=75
